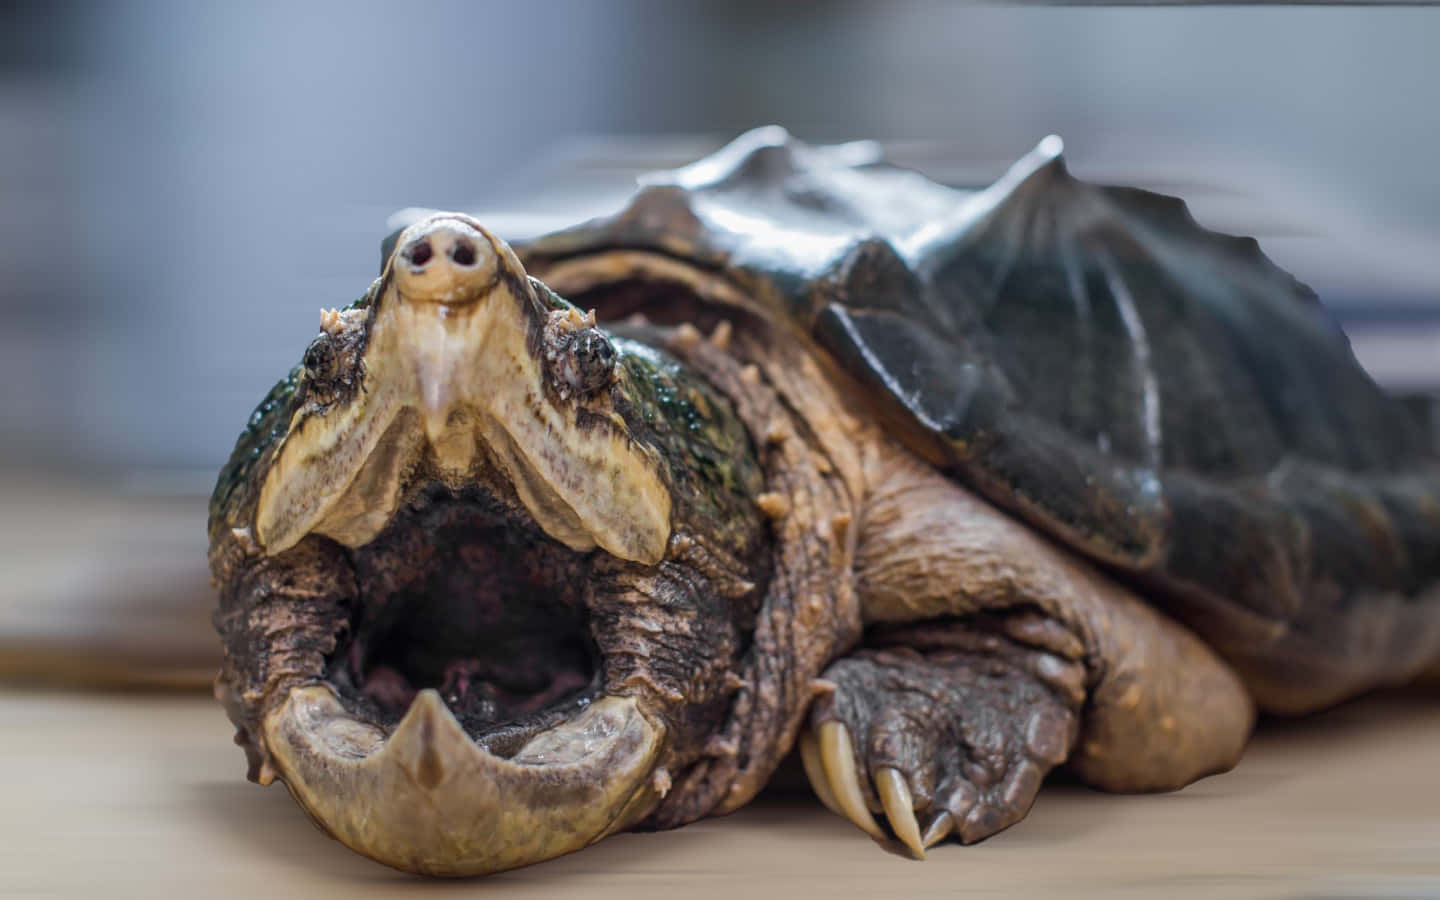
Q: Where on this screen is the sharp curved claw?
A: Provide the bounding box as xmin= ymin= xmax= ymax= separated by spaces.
xmin=818 ymin=721 xmax=886 ymax=840
xmin=922 ymin=810 xmax=954 ymax=849
xmin=876 ymin=767 xmax=925 ymax=860
xmin=799 ymin=729 xmax=844 ymax=817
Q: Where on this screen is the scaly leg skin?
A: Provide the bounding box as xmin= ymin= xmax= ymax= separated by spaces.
xmin=800 ymin=620 xmax=1083 ymax=858
xmin=804 ymin=446 xmax=1257 ymax=857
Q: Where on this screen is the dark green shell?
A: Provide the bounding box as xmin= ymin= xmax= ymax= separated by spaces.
xmin=517 ymin=127 xmax=1440 ymax=703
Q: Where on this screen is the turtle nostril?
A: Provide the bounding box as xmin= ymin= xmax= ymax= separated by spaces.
xmin=449 ymin=239 xmax=477 ymax=267
xmin=405 ymin=240 xmax=433 ymax=268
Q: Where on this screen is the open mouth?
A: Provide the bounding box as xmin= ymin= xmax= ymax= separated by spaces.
xmin=323 ymin=482 xmax=603 ymax=753
xmin=254 ymin=478 xmax=666 ymax=876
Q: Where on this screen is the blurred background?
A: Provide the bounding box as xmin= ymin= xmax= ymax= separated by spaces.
xmin=3 ymin=5 xmax=1440 ymax=895
xmin=1 ymin=0 xmax=1438 ymax=678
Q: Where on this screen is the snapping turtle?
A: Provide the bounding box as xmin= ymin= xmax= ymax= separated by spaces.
xmin=208 ymin=127 xmax=1440 ymax=875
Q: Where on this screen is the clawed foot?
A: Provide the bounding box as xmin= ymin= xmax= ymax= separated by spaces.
xmin=799 ymin=719 xmax=942 ymax=856
xmin=799 ymin=639 xmax=1082 ymax=858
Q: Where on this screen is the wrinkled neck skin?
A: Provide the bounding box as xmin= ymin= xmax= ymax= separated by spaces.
xmin=208 ymin=217 xmax=868 ymax=873
xmin=634 ymin=321 xmax=868 ymax=825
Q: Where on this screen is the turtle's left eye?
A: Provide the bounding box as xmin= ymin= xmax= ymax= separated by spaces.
xmin=303 ymin=334 xmax=337 ymax=381
xmin=564 ymin=330 xmax=617 ymax=397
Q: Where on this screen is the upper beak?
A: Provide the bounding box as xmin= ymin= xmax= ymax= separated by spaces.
xmin=255 ymin=214 xmax=673 ymax=565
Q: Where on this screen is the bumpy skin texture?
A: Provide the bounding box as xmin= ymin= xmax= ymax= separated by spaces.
xmin=639 ymin=326 xmax=862 ymax=825
xmin=212 ymin=535 xmax=356 ymax=780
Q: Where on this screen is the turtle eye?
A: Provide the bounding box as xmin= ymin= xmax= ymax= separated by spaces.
xmin=303 ymin=334 xmax=336 ymax=381
xmin=565 ymin=330 xmax=617 ymax=396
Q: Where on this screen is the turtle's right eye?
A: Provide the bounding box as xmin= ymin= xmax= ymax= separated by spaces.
xmin=566 ymin=329 xmax=617 ymax=396
xmin=303 ymin=334 xmax=336 ymax=381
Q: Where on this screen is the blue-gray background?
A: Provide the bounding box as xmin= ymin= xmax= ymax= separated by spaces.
xmin=3 ymin=1 xmax=1438 ymax=480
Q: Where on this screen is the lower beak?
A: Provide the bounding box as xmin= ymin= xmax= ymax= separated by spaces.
xmin=262 ymin=686 xmax=665 ymax=876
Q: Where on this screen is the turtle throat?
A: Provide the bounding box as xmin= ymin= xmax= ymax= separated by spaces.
xmin=323 ymin=482 xmax=603 ymax=753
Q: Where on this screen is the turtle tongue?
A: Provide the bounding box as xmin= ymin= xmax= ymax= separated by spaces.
xmin=261 ymin=686 xmax=664 ymax=876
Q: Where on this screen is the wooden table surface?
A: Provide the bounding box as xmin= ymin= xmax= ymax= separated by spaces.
xmin=4 ymin=685 xmax=1438 ymax=899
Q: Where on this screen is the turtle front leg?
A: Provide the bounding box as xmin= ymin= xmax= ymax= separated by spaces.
xmin=805 ymin=447 xmax=1255 ymax=854
xmin=801 ymin=617 xmax=1083 ymax=856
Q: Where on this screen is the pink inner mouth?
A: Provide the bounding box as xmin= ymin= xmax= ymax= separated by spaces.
xmin=329 ymin=484 xmax=601 ymax=742
xmin=355 ymin=658 xmax=594 ymax=723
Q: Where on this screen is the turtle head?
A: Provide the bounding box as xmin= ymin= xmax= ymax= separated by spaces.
xmin=211 ymin=214 xmax=767 ymax=875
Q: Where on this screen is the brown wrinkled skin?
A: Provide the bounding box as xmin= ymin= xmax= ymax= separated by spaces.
xmin=849 ymin=449 xmax=1252 ymax=796
xmin=632 ymin=309 xmax=1252 ymax=841
xmin=640 ymin=326 xmax=864 ymax=825
xmin=211 ymin=534 xmax=356 ymax=781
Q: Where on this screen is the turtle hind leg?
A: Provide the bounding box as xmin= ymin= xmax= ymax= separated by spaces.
xmin=800 ymin=618 xmax=1084 ymax=856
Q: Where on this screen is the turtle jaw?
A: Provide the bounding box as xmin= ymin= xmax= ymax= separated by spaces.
xmin=250 ymin=484 xmax=669 ymax=877
xmin=264 ymin=688 xmax=664 ymax=877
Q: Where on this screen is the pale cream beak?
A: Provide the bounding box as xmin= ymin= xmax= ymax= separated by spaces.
xmin=390 ymin=218 xmax=504 ymax=440
xmin=262 ymin=686 xmax=664 ymax=876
